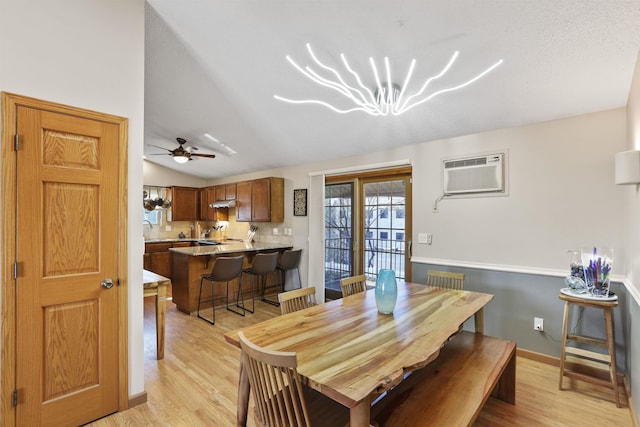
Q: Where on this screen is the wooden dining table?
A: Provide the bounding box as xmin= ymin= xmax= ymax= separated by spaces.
xmin=224 ymin=282 xmax=494 ymax=427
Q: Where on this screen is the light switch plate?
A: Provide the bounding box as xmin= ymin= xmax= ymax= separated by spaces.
xmin=418 ymin=233 xmax=428 ymax=244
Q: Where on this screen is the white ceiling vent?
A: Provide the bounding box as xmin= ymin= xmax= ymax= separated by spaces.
xmin=443 ymin=153 xmax=504 ymax=195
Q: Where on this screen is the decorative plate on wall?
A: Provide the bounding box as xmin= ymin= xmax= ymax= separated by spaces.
xmin=294 ymin=189 xmax=307 ymax=216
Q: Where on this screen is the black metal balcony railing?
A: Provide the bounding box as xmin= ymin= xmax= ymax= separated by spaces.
xmin=324 ymin=237 xmax=405 ymax=291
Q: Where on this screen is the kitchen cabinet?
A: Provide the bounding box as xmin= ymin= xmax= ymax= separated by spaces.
xmin=144 ymin=241 xmax=193 ymax=279
xmin=198 ymin=187 xmax=209 ymax=221
xmin=213 ymin=183 xmax=237 ymax=202
xmin=206 ymin=187 xmax=216 ymax=221
xmin=197 ymin=187 xmax=227 ymax=222
xmin=224 ymin=183 xmax=236 ymax=200
xmin=236 ymin=177 xmax=284 ymax=222
xmin=204 ymin=186 xmax=228 ymax=221
xmin=236 ymin=181 xmax=252 ymax=222
xmin=171 ymin=186 xmax=199 ymax=221
xmin=144 ymin=243 xmax=172 ymax=278
xmin=215 ymin=185 xmax=226 ymax=202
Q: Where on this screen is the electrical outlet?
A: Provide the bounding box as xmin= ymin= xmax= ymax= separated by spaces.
xmin=534 ymin=317 xmax=544 ymax=332
xmin=273 ymin=228 xmax=279 ymax=235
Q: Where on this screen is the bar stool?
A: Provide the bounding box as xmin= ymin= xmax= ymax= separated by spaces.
xmin=197 ymin=255 xmax=245 ymax=325
xmin=558 ymin=292 xmax=622 ymax=407
xmin=276 ymin=249 xmax=302 ymax=291
xmin=242 ymin=251 xmax=279 ymax=309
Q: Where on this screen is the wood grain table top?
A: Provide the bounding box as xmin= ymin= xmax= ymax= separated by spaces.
xmin=143 ymin=269 xmax=170 ymax=289
xmin=225 ymin=282 xmax=493 ymax=409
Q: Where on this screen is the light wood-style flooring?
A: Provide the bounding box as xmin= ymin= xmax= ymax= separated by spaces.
xmin=87 ymin=296 xmax=635 ymax=427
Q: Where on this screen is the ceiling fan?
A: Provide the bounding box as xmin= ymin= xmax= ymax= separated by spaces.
xmin=149 ymin=137 xmax=216 ymax=163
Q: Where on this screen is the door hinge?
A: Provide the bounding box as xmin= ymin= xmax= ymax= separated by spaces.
xmin=12 ymin=389 xmax=17 ymax=407
xmin=13 ymin=135 xmax=21 ymax=151
xmin=13 ymin=261 xmax=20 ymax=279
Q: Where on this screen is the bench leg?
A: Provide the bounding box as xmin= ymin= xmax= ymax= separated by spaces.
xmin=491 ymin=346 xmax=516 ymax=404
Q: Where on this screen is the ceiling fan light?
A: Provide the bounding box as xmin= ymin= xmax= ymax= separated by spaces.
xmin=173 ymin=155 xmax=189 ymax=164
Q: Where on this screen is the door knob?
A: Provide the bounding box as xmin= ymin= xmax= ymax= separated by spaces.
xmin=101 ymin=278 xmax=114 ymax=289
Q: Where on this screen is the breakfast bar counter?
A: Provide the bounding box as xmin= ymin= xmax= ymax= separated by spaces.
xmin=169 ymin=242 xmax=292 ymax=313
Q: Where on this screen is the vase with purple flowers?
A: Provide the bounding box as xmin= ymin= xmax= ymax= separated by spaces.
xmin=580 ymin=246 xmax=613 ymax=297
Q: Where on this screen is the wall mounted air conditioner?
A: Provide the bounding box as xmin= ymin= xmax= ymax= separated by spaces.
xmin=443 ymin=153 xmax=504 ymax=195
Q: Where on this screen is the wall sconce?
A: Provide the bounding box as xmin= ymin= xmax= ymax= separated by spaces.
xmin=615 ymin=149 xmax=640 ymax=185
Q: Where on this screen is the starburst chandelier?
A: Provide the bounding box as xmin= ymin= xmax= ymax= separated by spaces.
xmin=274 ymin=43 xmax=503 ymax=117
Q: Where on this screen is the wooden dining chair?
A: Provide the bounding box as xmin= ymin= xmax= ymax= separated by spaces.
xmin=238 ymin=331 xmax=350 ymax=427
xmin=278 ymin=287 xmax=317 ymax=315
xmin=340 ymin=274 xmax=367 ymax=297
xmin=426 ymin=269 xmax=465 ymax=290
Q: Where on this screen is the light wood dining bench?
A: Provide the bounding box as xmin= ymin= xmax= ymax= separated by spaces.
xmin=371 ymin=331 xmax=516 ymax=427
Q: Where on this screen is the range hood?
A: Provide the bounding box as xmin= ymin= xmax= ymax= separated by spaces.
xmin=210 ymin=200 xmax=236 ymax=208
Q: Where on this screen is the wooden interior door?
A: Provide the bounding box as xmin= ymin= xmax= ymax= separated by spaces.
xmin=14 ymin=102 xmax=122 ymax=425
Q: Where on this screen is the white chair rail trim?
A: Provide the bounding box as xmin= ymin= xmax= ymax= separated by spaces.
xmin=412 ymin=256 xmax=638 ymax=306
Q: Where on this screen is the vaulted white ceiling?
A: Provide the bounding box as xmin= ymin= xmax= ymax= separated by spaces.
xmin=144 ymin=1 xmax=640 ymax=179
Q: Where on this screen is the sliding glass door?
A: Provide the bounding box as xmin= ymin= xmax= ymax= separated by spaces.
xmin=324 ymin=183 xmax=354 ymax=298
xmin=324 ymin=168 xmax=412 ymax=298
xmin=362 ymin=178 xmax=408 ymax=281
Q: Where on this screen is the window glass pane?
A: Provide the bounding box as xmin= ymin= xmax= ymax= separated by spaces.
xmin=364 ymin=179 xmax=406 ymax=281
xmin=324 ymin=183 xmax=354 ymax=295
xmin=143 ymin=209 xmax=160 ymax=225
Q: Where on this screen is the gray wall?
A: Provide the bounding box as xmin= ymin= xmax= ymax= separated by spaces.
xmin=625 ymin=291 xmax=640 ymax=419
xmin=412 ymin=264 xmax=630 ymax=371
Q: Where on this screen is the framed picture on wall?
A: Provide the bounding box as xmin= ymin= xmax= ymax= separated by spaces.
xmin=293 ymin=189 xmax=307 ymax=216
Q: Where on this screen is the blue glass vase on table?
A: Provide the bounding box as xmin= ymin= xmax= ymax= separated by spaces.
xmin=375 ymin=269 xmax=398 ymax=314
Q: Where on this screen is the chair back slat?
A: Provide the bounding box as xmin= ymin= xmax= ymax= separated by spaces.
xmin=278 ymin=287 xmax=317 ymax=315
xmin=239 ymin=331 xmax=311 ymax=427
xmin=340 ymin=274 xmax=367 ymax=297
xmin=426 ymin=270 xmax=465 ymax=290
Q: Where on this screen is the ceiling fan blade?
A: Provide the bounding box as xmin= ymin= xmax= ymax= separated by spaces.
xmin=148 ymin=153 xmax=172 ymax=156
xmin=149 ymin=144 xmax=172 ymax=152
xmin=191 ymin=153 xmax=216 ymax=159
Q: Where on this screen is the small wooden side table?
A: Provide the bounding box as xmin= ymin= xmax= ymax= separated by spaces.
xmin=143 ymin=269 xmax=170 ymax=360
xmin=558 ymin=291 xmax=621 ymax=407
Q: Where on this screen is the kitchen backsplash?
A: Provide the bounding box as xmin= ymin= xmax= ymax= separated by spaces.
xmin=143 ymin=208 xmax=294 ymax=244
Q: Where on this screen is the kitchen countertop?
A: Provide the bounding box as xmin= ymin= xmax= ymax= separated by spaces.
xmin=168 ymin=241 xmax=292 ymax=256
xmin=144 ymin=238 xmax=245 ymax=244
